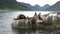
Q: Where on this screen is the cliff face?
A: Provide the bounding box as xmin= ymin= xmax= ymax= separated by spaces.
xmin=0 ymin=0 xmax=30 ymax=10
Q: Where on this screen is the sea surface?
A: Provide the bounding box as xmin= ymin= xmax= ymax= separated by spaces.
xmin=0 ymin=11 xmax=60 ymax=34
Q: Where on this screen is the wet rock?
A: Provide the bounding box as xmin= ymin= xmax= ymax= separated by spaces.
xmin=14 ymin=14 xmax=26 ymax=20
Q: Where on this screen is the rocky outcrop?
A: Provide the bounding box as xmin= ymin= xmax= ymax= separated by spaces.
xmin=12 ymin=12 xmax=43 ymax=29
xmin=12 ymin=12 xmax=60 ymax=29
xmin=14 ymin=14 xmax=26 ymax=20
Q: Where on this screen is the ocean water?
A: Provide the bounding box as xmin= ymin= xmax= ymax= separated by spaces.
xmin=0 ymin=11 xmax=60 ymax=34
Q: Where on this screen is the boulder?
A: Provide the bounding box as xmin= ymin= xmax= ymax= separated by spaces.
xmin=14 ymin=14 xmax=26 ymax=20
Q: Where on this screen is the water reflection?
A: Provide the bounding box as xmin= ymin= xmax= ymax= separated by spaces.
xmin=12 ymin=29 xmax=36 ymax=34
xmin=11 ymin=28 xmax=54 ymax=34
xmin=11 ymin=29 xmax=60 ymax=34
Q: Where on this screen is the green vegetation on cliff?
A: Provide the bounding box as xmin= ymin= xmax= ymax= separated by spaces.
xmin=0 ymin=0 xmax=30 ymax=10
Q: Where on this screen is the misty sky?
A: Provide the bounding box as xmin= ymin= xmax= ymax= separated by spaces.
xmin=16 ymin=0 xmax=60 ymax=7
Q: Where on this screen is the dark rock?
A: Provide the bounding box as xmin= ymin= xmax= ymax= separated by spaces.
xmin=14 ymin=14 xmax=26 ymax=20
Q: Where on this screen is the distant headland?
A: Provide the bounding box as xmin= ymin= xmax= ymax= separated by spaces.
xmin=0 ymin=0 xmax=60 ymax=11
